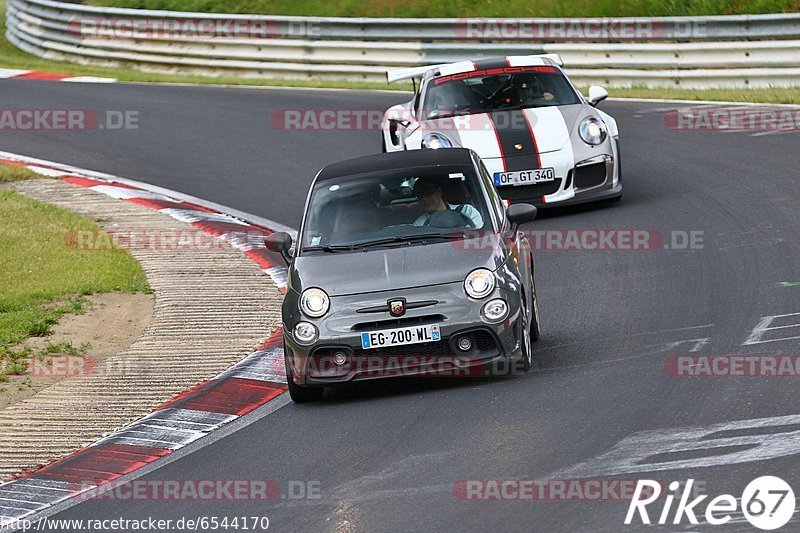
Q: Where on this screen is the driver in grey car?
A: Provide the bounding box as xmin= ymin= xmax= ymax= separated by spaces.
xmin=412 ymin=177 xmax=483 ymax=228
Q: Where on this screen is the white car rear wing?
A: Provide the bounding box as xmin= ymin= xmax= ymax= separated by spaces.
xmin=386 ymin=64 xmax=449 ymax=83
xmin=508 ymin=54 xmax=564 ymax=68
xmin=385 ymin=54 xmax=564 ymax=83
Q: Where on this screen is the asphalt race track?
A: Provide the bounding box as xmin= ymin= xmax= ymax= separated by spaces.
xmin=2 ymin=79 xmax=800 ymax=531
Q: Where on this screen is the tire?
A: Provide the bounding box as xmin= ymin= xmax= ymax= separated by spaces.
xmin=529 ymin=256 xmax=541 ymax=343
xmin=518 ymin=288 xmax=533 ymax=372
xmin=381 ymin=136 xmax=387 ymax=153
xmin=284 ymin=342 xmax=324 ymax=403
xmin=288 ymin=377 xmax=324 ymax=403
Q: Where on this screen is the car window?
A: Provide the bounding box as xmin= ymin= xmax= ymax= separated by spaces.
xmin=422 ymin=66 xmax=580 ymax=120
xmin=413 ymin=88 xmax=421 ymax=118
xmin=478 ymin=159 xmax=506 ymax=228
xmin=300 ymin=165 xmax=491 ymax=252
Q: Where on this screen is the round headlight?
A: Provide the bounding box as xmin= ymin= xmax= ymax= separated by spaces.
xmin=294 ymin=321 xmax=318 ymax=345
xmin=481 ymin=299 xmax=509 ymax=323
xmin=579 ymin=117 xmax=607 ymax=145
xmin=464 ymin=268 xmax=495 ymax=299
xmin=421 ymin=133 xmax=453 ymax=149
xmin=300 ymin=288 xmax=330 ymax=318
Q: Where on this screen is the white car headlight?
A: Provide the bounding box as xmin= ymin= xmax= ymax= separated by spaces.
xmin=579 ymin=117 xmax=607 ymax=145
xmin=300 ymin=288 xmax=330 ymax=318
xmin=464 ymin=268 xmax=495 ymax=299
xmin=421 ymin=133 xmax=453 ymax=149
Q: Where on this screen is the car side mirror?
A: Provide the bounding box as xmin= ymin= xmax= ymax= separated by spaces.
xmin=587 ymin=86 xmax=609 ymax=107
xmin=264 ymin=232 xmax=293 ymax=264
xmin=507 ymin=203 xmax=537 ymax=230
xmin=388 ymin=119 xmax=411 ymax=146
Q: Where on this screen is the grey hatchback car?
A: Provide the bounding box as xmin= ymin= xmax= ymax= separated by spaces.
xmin=265 ymin=148 xmax=540 ymax=402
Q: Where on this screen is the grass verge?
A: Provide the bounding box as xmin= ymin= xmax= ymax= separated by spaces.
xmin=0 ymin=163 xmax=39 ymax=182
xmin=85 ymin=0 xmax=800 ymax=17
xmin=0 ymin=2 xmax=798 ymax=102
xmin=0 ymin=1 xmax=407 ymax=89
xmin=0 ymin=168 xmax=149 ymax=377
xmin=599 ymin=86 xmax=800 ymax=104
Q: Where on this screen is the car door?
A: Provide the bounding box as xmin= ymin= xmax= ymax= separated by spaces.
xmin=478 ymin=156 xmax=534 ymax=302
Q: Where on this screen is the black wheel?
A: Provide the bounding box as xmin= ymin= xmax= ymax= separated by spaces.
xmin=529 ymin=255 xmax=541 ymax=342
xmin=381 ymin=136 xmax=387 ymax=153
xmin=518 ymin=289 xmax=533 ymax=372
xmin=284 ymin=342 xmax=324 ymax=403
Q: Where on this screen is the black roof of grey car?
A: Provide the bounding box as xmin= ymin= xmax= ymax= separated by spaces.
xmin=317 ymin=148 xmax=475 ymax=182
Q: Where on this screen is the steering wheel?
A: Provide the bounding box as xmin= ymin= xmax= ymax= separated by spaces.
xmin=428 ymin=209 xmax=473 ymax=229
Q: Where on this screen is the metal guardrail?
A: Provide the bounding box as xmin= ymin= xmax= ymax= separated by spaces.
xmin=6 ymin=0 xmax=800 ymax=88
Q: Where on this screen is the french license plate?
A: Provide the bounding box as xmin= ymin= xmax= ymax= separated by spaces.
xmin=494 ymin=167 xmax=555 ymax=187
xmin=361 ymin=324 xmax=441 ymax=350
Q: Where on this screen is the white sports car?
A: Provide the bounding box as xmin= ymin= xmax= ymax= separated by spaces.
xmin=383 ymin=55 xmax=622 ymax=206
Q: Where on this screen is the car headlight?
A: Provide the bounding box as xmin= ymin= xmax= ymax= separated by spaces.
xmin=421 ymin=133 xmax=453 ymax=149
xmin=294 ymin=321 xmax=318 ymax=345
xmin=481 ymin=299 xmax=509 ymax=323
xmin=300 ymin=288 xmax=329 ymax=318
xmin=464 ymin=268 xmax=495 ymax=299
xmin=579 ymin=117 xmax=607 ymax=145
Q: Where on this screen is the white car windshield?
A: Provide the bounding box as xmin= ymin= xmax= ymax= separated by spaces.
xmin=423 ymin=66 xmax=580 ymax=119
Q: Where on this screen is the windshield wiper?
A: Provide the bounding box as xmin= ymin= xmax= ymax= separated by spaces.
xmin=354 ymin=233 xmax=464 ymax=248
xmin=301 ymin=244 xmax=361 ymax=253
xmin=304 ymin=234 xmax=465 ymax=253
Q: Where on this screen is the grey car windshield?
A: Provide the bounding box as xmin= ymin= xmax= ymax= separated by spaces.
xmin=423 ymin=67 xmax=580 ymax=119
xmin=301 ymin=165 xmax=491 ymax=252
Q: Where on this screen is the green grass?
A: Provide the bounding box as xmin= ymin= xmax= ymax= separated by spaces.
xmin=600 ymin=86 xmax=800 ymax=104
xmin=0 ymin=177 xmax=149 ymax=375
xmin=39 ymin=341 xmax=91 ymax=357
xmin=0 ymin=163 xmax=40 ymax=182
xmin=86 ymin=0 xmax=800 ymax=17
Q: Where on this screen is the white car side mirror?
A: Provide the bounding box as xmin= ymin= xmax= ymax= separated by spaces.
xmin=587 ymin=86 xmax=609 ymax=107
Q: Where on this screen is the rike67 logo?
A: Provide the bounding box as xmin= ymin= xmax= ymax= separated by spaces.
xmin=626 ymin=476 xmax=796 ymax=530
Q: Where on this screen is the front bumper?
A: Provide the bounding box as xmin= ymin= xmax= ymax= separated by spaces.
xmin=284 ymin=284 xmax=525 ymax=386
xmin=483 ymin=138 xmax=621 ymax=207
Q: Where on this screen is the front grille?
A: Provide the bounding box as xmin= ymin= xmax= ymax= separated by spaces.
xmin=475 ymin=329 xmax=498 ymax=351
xmin=308 ymin=329 xmax=502 ymax=380
xmin=573 ymin=162 xmax=607 ymax=189
xmin=498 ymin=178 xmax=562 ymax=203
xmin=352 ymin=315 xmax=445 ymax=332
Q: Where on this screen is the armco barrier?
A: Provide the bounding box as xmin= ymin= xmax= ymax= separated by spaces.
xmin=5 ymin=0 xmax=800 ymax=88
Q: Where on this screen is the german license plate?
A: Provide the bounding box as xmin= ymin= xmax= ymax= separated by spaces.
xmin=361 ymin=324 xmax=441 ymax=350
xmin=494 ymin=167 xmax=555 ymax=187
